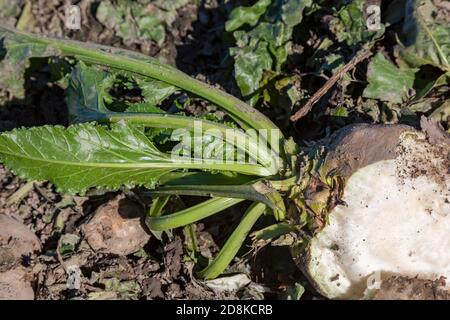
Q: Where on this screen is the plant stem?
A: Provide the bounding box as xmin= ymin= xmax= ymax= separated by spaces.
xmin=186 ymin=224 xmax=199 ymax=255
xmin=107 ymin=113 xmax=281 ymax=173
xmin=6 ymin=180 xmax=36 ymax=205
xmin=269 ymin=175 xmax=298 ymax=191
xmin=148 ymin=196 xmax=170 ymax=218
xmin=197 ymin=202 xmax=266 ymax=279
xmin=0 ymin=146 xmax=271 ymax=176
xmin=159 ymin=171 xmax=255 ymax=186
xmin=147 ymin=181 xmax=286 ymax=221
xmin=147 ymin=196 xmax=170 ymax=240
xmin=4 ymin=27 xmax=279 ymax=133
xmin=146 ymin=197 xmax=244 ymax=231
xmin=146 ymin=183 xmax=275 ymax=207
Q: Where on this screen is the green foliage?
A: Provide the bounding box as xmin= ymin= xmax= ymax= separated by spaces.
xmin=363 ymin=53 xmax=417 ymax=104
xmin=0 ymin=28 xmax=60 ymax=98
xmin=0 ymin=122 xmax=177 ymax=194
xmin=330 ymin=0 xmax=384 ymax=47
xmin=225 ymin=0 xmax=272 ymax=32
xmin=227 ymin=0 xmax=312 ymax=106
xmin=66 ymin=62 xmax=175 ymax=122
xmin=0 ymin=24 xmax=291 ymax=280
xmin=400 ymin=0 xmax=450 ymax=71
xmin=285 ymin=283 xmax=305 ymax=300
xmin=100 ymin=278 xmax=141 ymax=300
xmin=96 ymin=0 xmax=189 ymax=46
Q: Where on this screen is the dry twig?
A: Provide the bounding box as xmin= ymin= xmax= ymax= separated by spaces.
xmin=290 ymin=48 xmax=373 ymax=122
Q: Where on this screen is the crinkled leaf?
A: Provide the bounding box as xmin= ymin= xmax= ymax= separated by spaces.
xmin=155 ymin=0 xmax=190 ymax=11
xmin=225 ymin=0 xmax=272 ymax=32
xmin=228 ymin=0 xmax=312 ymax=106
xmin=230 ymin=41 xmax=272 ymax=106
xmin=330 ymin=0 xmax=385 ymax=47
xmin=136 ymin=16 xmax=165 ymax=46
xmin=95 ymin=0 xmax=124 ymax=30
xmin=96 ymin=0 xmax=163 ymax=46
xmin=0 ymin=28 xmax=60 ymax=98
xmin=66 ymin=62 xmax=176 ymax=121
xmin=135 ymin=77 xmax=177 ymax=109
xmin=281 ymin=0 xmax=310 ymax=28
xmin=400 ymin=0 xmax=450 ymax=71
xmin=0 ymin=122 xmax=179 ymax=194
xmin=363 ymin=53 xmax=417 ymax=103
xmin=96 ymin=0 xmax=189 ymax=47
xmin=101 ymin=278 xmax=140 ymax=300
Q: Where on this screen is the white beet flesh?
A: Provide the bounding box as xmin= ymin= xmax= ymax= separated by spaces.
xmin=307 ymin=131 xmax=450 ymax=299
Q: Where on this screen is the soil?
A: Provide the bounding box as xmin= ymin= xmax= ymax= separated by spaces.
xmin=0 ymin=0 xmax=448 ymax=300
xmin=373 ymin=276 xmax=450 ymax=300
xmin=0 ymin=0 xmax=304 ymax=300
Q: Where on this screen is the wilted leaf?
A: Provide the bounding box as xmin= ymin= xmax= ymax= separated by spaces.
xmin=101 ymin=278 xmax=141 ymax=300
xmin=204 ymin=273 xmax=251 ymax=293
xmin=431 ymin=100 xmax=450 ymax=124
xmin=363 ymin=53 xmax=417 ymax=103
xmin=0 ymin=28 xmax=60 ymax=98
xmin=58 ymin=233 xmax=81 ymax=256
xmin=66 ymin=62 xmax=175 ymax=122
xmin=400 ymin=0 xmax=450 ymax=71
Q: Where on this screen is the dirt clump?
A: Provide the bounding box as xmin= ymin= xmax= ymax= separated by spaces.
xmin=0 ymin=214 xmax=41 ymax=271
xmin=373 ymin=276 xmax=450 ymax=300
xmin=0 ymin=267 xmax=35 ymax=300
xmin=81 ymin=195 xmax=150 ymax=256
xmin=0 ymin=214 xmax=41 ymax=299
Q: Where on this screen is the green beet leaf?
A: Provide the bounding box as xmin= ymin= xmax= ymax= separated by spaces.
xmin=228 ymin=0 xmax=312 ymax=106
xmin=400 ymin=0 xmax=450 ymax=72
xmin=0 ymin=122 xmax=176 ymax=194
xmin=0 ymin=28 xmax=60 ymax=98
xmin=363 ymin=53 xmax=417 ymax=104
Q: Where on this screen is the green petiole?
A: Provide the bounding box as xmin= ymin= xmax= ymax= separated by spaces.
xmin=106 ymin=113 xmax=282 ymax=173
xmin=1 ymin=27 xmax=280 ymax=135
xmin=197 ymin=202 xmax=267 ymax=279
xmin=146 ymin=197 xmax=244 ymax=231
